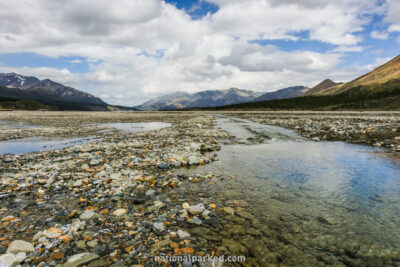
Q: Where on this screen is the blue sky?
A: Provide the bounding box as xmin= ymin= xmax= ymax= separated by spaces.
xmin=0 ymin=0 xmax=399 ymax=105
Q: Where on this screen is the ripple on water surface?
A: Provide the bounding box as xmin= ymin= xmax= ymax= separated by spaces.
xmin=0 ymin=121 xmax=171 ymax=154
xmin=178 ymin=116 xmax=400 ymax=266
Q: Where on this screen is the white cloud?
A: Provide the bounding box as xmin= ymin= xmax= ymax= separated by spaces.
xmin=0 ymin=0 xmax=390 ymax=105
xmin=370 ymin=31 xmax=389 ymax=40
xmin=68 ymin=59 xmax=83 ymax=64
xmin=385 ymin=0 xmax=400 ymax=32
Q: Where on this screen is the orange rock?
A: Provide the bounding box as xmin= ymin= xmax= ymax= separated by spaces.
xmin=175 ymin=247 xmax=195 ymax=255
xmin=48 ymin=252 xmax=65 ymax=260
xmin=59 ymin=236 xmax=70 ymax=242
xmin=82 ymin=179 xmax=89 ymax=185
xmin=170 ymin=242 xmax=179 ymax=248
xmin=100 ymin=208 xmax=109 ymax=214
xmin=85 ymin=206 xmax=97 ymax=210
xmin=209 ymin=204 xmax=216 ymax=209
xmin=125 ymin=246 xmax=134 ymax=253
xmin=79 ymin=198 xmax=87 ymax=202
xmin=164 ymin=221 xmax=171 ymax=226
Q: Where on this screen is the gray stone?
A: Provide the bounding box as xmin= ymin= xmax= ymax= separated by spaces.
xmin=177 ymin=229 xmax=191 ymax=239
xmin=63 ymin=252 xmax=99 ymax=267
xmin=187 ymin=217 xmax=202 ymax=225
xmin=152 ymin=222 xmax=166 ymax=235
xmin=79 ymin=210 xmax=97 ymax=221
xmin=73 ymin=180 xmax=83 ymax=187
xmin=6 ymin=240 xmax=34 ymax=254
xmin=151 ymin=240 xmax=172 ymax=251
xmin=0 ymin=252 xmax=27 ymax=266
xmin=188 ymin=205 xmax=204 ymax=215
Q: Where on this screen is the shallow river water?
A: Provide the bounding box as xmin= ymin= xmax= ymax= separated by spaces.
xmin=0 ymin=122 xmax=171 ymax=154
xmin=178 ymin=116 xmax=400 ymax=266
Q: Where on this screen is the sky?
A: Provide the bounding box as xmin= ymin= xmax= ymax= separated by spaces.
xmin=0 ymin=0 xmax=399 ymax=106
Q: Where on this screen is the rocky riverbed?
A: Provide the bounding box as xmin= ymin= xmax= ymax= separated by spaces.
xmin=0 ymin=112 xmax=238 ymax=266
xmin=223 ymin=111 xmax=400 ymax=152
xmin=1 ymin=111 xmax=400 ymax=267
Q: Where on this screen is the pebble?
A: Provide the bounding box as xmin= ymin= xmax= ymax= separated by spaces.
xmin=6 ymin=240 xmax=34 ymax=254
xmin=177 ymin=229 xmax=191 ymax=239
xmin=0 ymin=252 xmax=27 ymax=266
xmin=113 ymin=209 xmax=127 ymax=217
xmin=63 ymin=252 xmax=99 ymax=267
xmin=188 ymin=205 xmax=204 ymax=215
xmin=187 ymin=217 xmax=203 ymax=225
xmin=73 ymin=180 xmax=83 ymax=187
xmin=79 ymin=210 xmax=97 ymax=221
xmin=152 ymin=222 xmax=166 ymax=235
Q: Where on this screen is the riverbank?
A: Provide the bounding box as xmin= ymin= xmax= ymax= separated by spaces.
xmin=222 ymin=111 xmax=400 ymax=152
xmin=1 ymin=111 xmax=400 ymax=266
xmin=0 ymin=113 xmax=234 ymax=266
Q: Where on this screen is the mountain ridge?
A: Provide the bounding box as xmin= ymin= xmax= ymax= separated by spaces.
xmin=135 ymin=88 xmax=264 ymax=110
xmin=304 ymin=79 xmax=339 ymax=95
xmin=0 ymin=73 xmax=105 ymax=105
xmin=254 ymin=86 xmax=309 ymax=101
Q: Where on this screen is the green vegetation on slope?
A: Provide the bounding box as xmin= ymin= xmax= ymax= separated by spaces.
xmin=205 ymin=79 xmax=400 ymax=110
xmin=0 ymin=97 xmax=56 ymax=110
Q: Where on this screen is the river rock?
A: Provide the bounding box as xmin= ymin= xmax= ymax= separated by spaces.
xmin=63 ymin=252 xmax=99 ymax=267
xmin=73 ymin=180 xmax=83 ymax=187
xmin=6 ymin=240 xmax=35 ymax=254
xmin=152 ymin=222 xmax=166 ymax=235
xmin=79 ymin=210 xmax=97 ymax=221
xmin=0 ymin=252 xmax=27 ymax=266
xmin=177 ymin=229 xmax=191 ymax=239
xmin=151 ymin=240 xmax=172 ymax=251
xmin=188 ymin=205 xmax=204 ymax=215
xmin=113 ymin=209 xmax=127 ymax=217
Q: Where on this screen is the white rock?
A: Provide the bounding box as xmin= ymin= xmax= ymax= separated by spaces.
xmin=188 ymin=205 xmax=204 ymax=215
xmin=79 ymin=210 xmax=97 ymax=221
xmin=177 ymin=229 xmax=191 ymax=239
xmin=73 ymin=180 xmax=83 ymax=187
xmin=113 ymin=209 xmax=127 ymax=217
xmin=0 ymin=252 xmax=27 ymax=266
xmin=6 ymin=240 xmax=34 ymax=254
xmin=63 ymin=252 xmax=99 ymax=267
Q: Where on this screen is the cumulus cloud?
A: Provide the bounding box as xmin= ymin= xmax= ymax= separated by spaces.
xmin=370 ymin=31 xmax=389 ymax=39
xmin=0 ymin=0 xmax=391 ymax=105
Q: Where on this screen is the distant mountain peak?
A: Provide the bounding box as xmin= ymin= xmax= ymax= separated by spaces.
xmin=304 ymin=79 xmax=338 ymax=95
xmin=136 ymin=88 xmax=263 ymax=110
xmin=254 ymin=86 xmax=308 ymax=102
xmin=0 ymin=73 xmax=106 ymax=105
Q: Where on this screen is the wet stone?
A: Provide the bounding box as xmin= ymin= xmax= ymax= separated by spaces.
xmin=63 ymin=253 xmax=100 ymax=267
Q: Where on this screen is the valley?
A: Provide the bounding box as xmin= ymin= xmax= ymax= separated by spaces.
xmin=0 ymin=111 xmax=399 ymax=266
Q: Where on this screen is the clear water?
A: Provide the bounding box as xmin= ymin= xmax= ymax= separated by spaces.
xmin=0 ymin=122 xmax=172 ymax=155
xmin=0 ymin=136 xmax=98 ymax=155
xmin=0 ymin=120 xmax=40 ymax=129
xmin=178 ymin=116 xmax=400 ymax=266
xmin=101 ymin=122 xmax=171 ymax=132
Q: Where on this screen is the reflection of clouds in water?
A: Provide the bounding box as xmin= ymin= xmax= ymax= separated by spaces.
xmin=101 ymin=122 xmax=171 ymax=132
xmin=0 ymin=120 xmax=40 ymax=129
xmin=202 ymin=117 xmax=400 ymax=246
xmin=0 ymin=136 xmax=96 ymax=154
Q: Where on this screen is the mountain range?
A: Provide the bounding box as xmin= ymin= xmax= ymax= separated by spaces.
xmin=2 ymin=54 xmax=399 ymax=111
xmin=136 ymin=86 xmax=312 ymax=110
xmin=212 ymin=54 xmax=400 ymax=110
xmin=0 ymin=73 xmax=137 ymax=111
xmin=135 ymin=88 xmax=264 ymax=110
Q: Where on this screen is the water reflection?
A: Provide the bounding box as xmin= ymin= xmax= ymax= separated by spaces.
xmin=0 ymin=136 xmax=97 ymax=155
xmin=178 ymin=116 xmax=400 ymax=265
xmin=101 ymin=122 xmax=171 ymax=132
